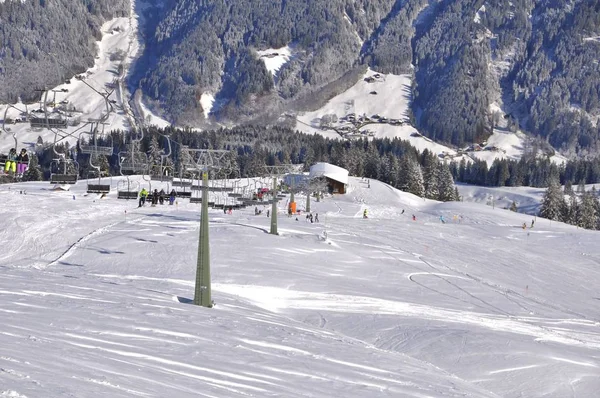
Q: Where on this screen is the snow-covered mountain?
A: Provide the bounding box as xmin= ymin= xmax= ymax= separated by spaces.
xmin=3 ymin=0 xmax=600 ymax=161
xmin=1 ymin=175 xmax=599 ymax=397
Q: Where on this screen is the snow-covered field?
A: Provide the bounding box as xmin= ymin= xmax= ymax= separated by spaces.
xmin=1 ymin=176 xmax=599 ymax=397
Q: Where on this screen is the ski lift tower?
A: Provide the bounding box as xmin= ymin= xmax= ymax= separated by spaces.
xmin=183 ymin=148 xmax=232 ymax=308
xmin=263 ymin=164 xmax=298 ymax=235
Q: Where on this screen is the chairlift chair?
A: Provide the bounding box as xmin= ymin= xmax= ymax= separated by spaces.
xmin=117 ymin=178 xmax=140 ymax=200
xmin=117 ymin=148 xmax=147 ymax=199
xmin=79 ymin=127 xmax=112 ymax=194
xmin=50 ymin=157 xmax=79 ymax=184
xmin=149 ymin=134 xmax=174 ymax=182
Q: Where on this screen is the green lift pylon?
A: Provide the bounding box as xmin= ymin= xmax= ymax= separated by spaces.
xmin=194 ymin=171 xmax=212 ymax=307
xmin=270 ymin=177 xmax=278 ymax=235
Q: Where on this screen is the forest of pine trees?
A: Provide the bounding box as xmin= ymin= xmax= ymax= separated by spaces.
xmin=539 ymin=180 xmax=600 ymax=230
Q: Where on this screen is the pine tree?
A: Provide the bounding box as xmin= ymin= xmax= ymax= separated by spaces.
xmin=577 ymin=192 xmax=597 ymax=230
xmin=454 ymin=187 xmax=461 ymax=201
xmin=539 ymin=182 xmax=565 ymax=221
xmin=562 ymin=195 xmax=578 ymax=225
xmin=22 ymin=154 xmax=43 ymax=182
xmin=438 ymin=163 xmax=456 ymax=202
xmin=564 ymin=180 xmax=573 ymax=195
xmin=423 ymin=161 xmax=439 ymax=200
xmin=148 ymin=136 xmax=163 ymax=167
xmin=406 ymin=158 xmax=425 ymax=197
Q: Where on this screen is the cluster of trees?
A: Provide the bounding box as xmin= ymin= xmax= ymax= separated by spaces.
xmin=137 ymin=0 xmax=397 ymax=124
xmin=0 ymin=0 xmax=128 ymax=103
xmin=25 ymin=125 xmax=459 ymax=203
xmin=412 ymin=0 xmax=492 ymax=147
xmin=18 ymin=124 xmax=600 ymax=229
xmin=482 ymin=0 xmax=600 ymax=154
xmin=451 ymin=155 xmax=600 ymax=189
xmin=538 ymin=181 xmax=600 ymax=230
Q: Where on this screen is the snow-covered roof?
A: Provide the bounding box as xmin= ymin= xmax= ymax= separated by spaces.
xmin=309 ymin=162 xmax=349 ymax=185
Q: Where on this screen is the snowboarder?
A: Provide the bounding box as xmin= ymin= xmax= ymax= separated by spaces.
xmin=363 ymin=209 xmax=368 ymax=219
xmin=310 ymin=213 xmax=314 ymax=223
xmin=440 ymin=215 xmax=445 ymax=224
xmin=267 ymin=209 xmax=270 ymax=218
xmin=315 ymin=213 xmax=319 ymax=223
xmin=138 ymin=188 xmax=148 ymax=207
xmin=151 ymin=189 xmax=159 ymax=206
xmin=531 ymin=219 xmax=535 ymax=228
xmin=412 ymin=214 xmax=416 ymax=221
xmin=522 ymin=222 xmax=527 ymax=230
xmin=158 ymin=189 xmax=165 ymax=205
xmin=169 ymin=189 xmax=176 ymax=205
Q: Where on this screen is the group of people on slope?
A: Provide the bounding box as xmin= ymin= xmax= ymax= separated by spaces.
xmin=305 ymin=213 xmax=319 ymax=223
xmin=4 ymin=148 xmax=29 ymax=175
xmin=138 ymin=188 xmax=177 ymax=208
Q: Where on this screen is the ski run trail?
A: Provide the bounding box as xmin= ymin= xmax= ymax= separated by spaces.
xmin=0 ymin=175 xmax=599 ymax=397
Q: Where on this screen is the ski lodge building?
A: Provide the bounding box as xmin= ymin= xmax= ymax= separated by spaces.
xmin=309 ymin=162 xmax=349 ymax=194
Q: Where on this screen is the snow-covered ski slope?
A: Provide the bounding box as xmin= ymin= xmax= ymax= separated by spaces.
xmin=1 ymin=176 xmax=599 ymax=397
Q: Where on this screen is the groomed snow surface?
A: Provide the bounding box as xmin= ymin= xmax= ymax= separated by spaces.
xmin=1 ymin=176 xmax=599 ymax=397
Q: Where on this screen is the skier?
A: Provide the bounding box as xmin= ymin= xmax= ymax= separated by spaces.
xmin=315 ymin=213 xmax=319 ymax=223
xmin=440 ymin=215 xmax=445 ymax=224
xmin=158 ymin=189 xmax=165 ymax=205
xmin=267 ymin=209 xmax=270 ymax=218
xmin=138 ymin=188 xmax=148 ymax=207
xmin=531 ymin=219 xmax=535 ymax=228
xmin=522 ymin=222 xmax=527 ymax=230
xmin=363 ymin=209 xmax=368 ymax=219
xmin=169 ymin=189 xmax=176 ymax=205
xmin=412 ymin=214 xmax=416 ymax=221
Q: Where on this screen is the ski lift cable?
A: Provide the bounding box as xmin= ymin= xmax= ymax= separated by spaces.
xmin=1 ymin=18 xmax=115 ymax=144
xmin=2 ymin=17 xmax=224 ymax=158
xmin=0 ymin=17 xmax=114 ymax=108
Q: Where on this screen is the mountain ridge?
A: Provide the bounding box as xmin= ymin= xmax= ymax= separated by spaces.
xmin=2 ymin=0 xmax=600 ymax=156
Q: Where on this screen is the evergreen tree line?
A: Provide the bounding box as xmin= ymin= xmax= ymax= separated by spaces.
xmin=538 ymin=181 xmax=600 ymax=231
xmin=24 ymin=125 xmax=461 ymax=202
xmin=451 ymin=155 xmax=600 ymax=188
xmin=21 ymin=125 xmax=600 ymax=212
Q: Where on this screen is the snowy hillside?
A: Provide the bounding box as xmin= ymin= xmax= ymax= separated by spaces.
xmin=0 ymin=9 xmax=169 ymax=154
xmin=294 ymin=69 xmax=543 ymax=165
xmin=1 ymin=175 xmax=599 ymax=397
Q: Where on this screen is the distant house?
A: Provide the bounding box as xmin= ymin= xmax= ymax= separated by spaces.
xmin=309 ymin=162 xmax=349 ymax=194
